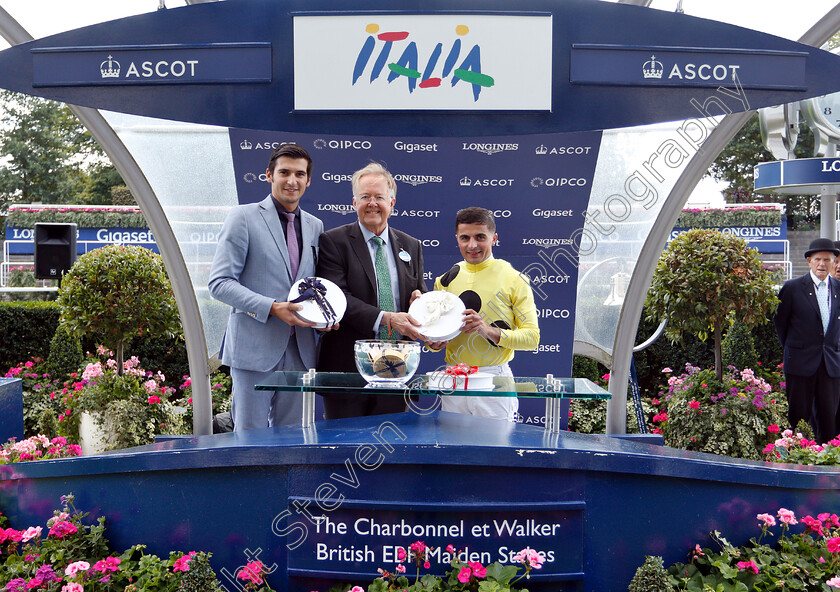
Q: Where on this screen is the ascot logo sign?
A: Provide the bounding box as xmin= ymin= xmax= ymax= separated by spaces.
xmin=32 ymin=43 xmax=272 ymax=87
xmin=294 ymin=14 xmax=552 ymax=111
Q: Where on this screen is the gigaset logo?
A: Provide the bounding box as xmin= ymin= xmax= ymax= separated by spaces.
xmin=352 ymin=23 xmax=495 ymax=101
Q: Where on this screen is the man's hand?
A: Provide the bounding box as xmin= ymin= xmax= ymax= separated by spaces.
xmin=409 ymin=289 xmax=424 ymax=305
xmin=461 ymin=309 xmax=500 ymax=344
xmin=317 ymin=322 xmax=340 ymax=332
xmin=387 ymin=312 xmax=423 ymax=340
xmin=424 ymin=339 xmax=450 ymax=351
xmin=270 ymin=301 xmax=317 ymax=327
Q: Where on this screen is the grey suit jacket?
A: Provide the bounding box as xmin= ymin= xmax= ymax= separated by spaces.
xmin=208 ymin=195 xmax=323 ymax=372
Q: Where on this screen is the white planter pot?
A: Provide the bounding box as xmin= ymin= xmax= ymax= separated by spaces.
xmin=79 ymin=411 xmax=116 ymax=455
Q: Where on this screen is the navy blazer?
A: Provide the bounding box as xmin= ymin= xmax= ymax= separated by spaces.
xmin=775 ymin=273 xmax=840 ymax=378
xmin=316 ymin=221 xmax=427 ymax=372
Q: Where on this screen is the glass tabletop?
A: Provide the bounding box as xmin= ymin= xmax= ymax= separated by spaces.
xmin=255 ymin=371 xmax=610 ymax=399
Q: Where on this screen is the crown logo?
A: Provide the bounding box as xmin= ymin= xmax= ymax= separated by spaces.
xmin=100 ymin=55 xmax=120 ymax=79
xmin=240 ymin=139 xmax=252 ymax=150
xmin=460 ymin=176 xmax=472 ymax=186
xmin=535 ymin=144 xmax=548 ymax=155
xmin=642 ymin=55 xmax=663 ymax=79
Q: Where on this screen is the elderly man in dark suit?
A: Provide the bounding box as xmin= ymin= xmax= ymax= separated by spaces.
xmin=316 ymin=162 xmax=427 ymax=419
xmin=775 ymin=237 xmax=840 ymax=442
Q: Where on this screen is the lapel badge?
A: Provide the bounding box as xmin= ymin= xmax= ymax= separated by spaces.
xmin=399 ymin=249 xmax=411 ymax=263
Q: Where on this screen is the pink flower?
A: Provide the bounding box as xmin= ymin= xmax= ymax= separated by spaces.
xmin=92 ymin=557 xmax=121 ymax=573
xmin=173 ymin=552 xmax=197 ymax=572
xmin=424 ymin=561 xmax=430 ymax=569
xmin=349 ymin=587 xmax=365 ymax=592
xmin=778 ymin=508 xmax=798 ymax=525
xmin=828 ymin=537 xmax=840 ymax=553
xmin=5 ymin=528 xmax=23 ymax=542
xmin=147 ymin=395 xmax=161 ymax=405
xmin=395 ymin=564 xmax=406 ymax=574
xmin=61 ymin=584 xmax=83 ymax=592
xmin=662 ymin=367 xmax=672 ymax=373
xmin=768 ymin=424 xmax=780 ymax=433
xmin=397 ymin=548 xmax=406 ymax=561
xmin=601 ymin=373 xmax=610 ymax=380
xmin=446 ymin=544 xmax=456 ymax=554
xmin=469 ymin=561 xmax=487 ymax=578
xmin=20 ymin=526 xmax=42 ymax=542
xmin=756 ymin=513 xmax=776 ymax=527
xmin=409 ymin=540 xmax=426 ymax=555
xmin=688 ymin=400 xmax=700 ymax=410
xmin=237 ymin=561 xmax=265 ymax=585
xmin=828 ymin=576 xmax=840 ymax=587
xmin=48 ymin=520 xmax=78 ymax=538
xmin=736 ymin=560 xmax=759 ymax=574
xmin=457 ymin=566 xmax=472 ymax=583
xmin=143 ymin=380 xmax=158 ymax=394
xmin=65 ymin=561 xmax=90 ymax=576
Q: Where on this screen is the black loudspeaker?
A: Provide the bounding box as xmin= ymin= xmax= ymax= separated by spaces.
xmin=34 ymin=223 xmax=77 ymax=279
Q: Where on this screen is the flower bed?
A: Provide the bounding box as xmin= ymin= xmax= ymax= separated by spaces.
xmin=640 ymin=507 xmax=840 ymax=591
xmin=0 ymin=494 xmax=235 ymax=591
xmin=653 ymin=364 xmax=787 ymax=460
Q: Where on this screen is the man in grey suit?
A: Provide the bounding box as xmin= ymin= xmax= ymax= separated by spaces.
xmin=209 ymin=143 xmax=325 ymax=431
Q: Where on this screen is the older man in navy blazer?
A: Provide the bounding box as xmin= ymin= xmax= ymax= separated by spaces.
xmin=316 ymin=162 xmax=427 ymax=419
xmin=775 ymin=237 xmax=840 ymax=442
xmin=209 ymin=144 xmax=326 ymax=431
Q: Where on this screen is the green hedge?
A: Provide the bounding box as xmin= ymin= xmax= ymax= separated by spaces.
xmin=0 ymin=301 xmax=61 ymax=372
xmin=6 ymin=206 xmax=148 ymax=229
xmin=0 ymin=301 xmax=187 ymax=387
xmin=676 ymin=207 xmax=782 ymax=228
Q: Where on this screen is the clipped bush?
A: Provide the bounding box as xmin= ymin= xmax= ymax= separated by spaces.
xmin=628 ymin=555 xmax=670 ymax=592
xmin=676 ymin=206 xmax=782 ymax=228
xmin=6 ymin=204 xmax=147 ymax=228
xmin=45 ymin=324 xmax=84 ymax=378
xmin=0 ymin=301 xmax=60 ymax=372
xmin=110 ymin=184 xmax=136 ymax=205
xmin=722 ymin=320 xmax=759 ymax=372
xmin=57 ymin=245 xmax=181 ymax=372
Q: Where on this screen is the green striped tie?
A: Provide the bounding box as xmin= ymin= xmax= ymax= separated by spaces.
xmin=371 ymin=236 xmax=395 ymax=340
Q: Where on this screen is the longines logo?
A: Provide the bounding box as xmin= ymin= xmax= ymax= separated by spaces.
xmin=522 ymin=238 xmax=573 ymax=246
xmin=461 ymin=142 xmax=518 ymax=155
xmin=530 ymin=177 xmax=588 ymax=188
xmin=394 ymin=174 xmax=443 ymax=186
xmin=316 ymin=203 xmax=355 ymax=214
xmin=535 ymin=144 xmax=593 ymax=156
xmin=313 ymin=138 xmax=373 ymax=150
xmin=459 ymin=176 xmax=513 ymax=187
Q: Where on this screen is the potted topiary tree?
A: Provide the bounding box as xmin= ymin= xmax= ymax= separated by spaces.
xmin=57 ymin=244 xmax=180 ymax=372
xmin=645 ymin=228 xmax=778 ymax=381
xmin=56 ymin=245 xmax=184 ymax=452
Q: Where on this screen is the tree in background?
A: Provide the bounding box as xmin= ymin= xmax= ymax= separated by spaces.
xmin=645 ymin=229 xmax=779 ymax=381
xmin=57 ymin=245 xmax=180 ymax=372
xmin=710 ymin=112 xmax=818 ymax=229
xmin=0 ymin=90 xmax=124 ymax=210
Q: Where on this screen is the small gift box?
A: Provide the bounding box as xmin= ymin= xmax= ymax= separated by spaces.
xmin=287 ymin=277 xmax=346 ymax=328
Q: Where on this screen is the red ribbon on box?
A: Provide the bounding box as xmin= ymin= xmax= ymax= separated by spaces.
xmin=445 ymin=363 xmax=478 ymax=389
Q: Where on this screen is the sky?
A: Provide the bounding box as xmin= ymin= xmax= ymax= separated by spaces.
xmin=0 ymin=0 xmax=838 ymax=205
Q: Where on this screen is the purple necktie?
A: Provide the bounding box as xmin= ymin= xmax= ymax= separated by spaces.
xmin=284 ymin=212 xmax=299 ymax=279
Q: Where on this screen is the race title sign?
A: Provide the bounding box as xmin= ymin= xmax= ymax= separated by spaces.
xmin=293 ymin=14 xmax=552 ymax=111
xmin=286 ymin=503 xmax=583 ymax=580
